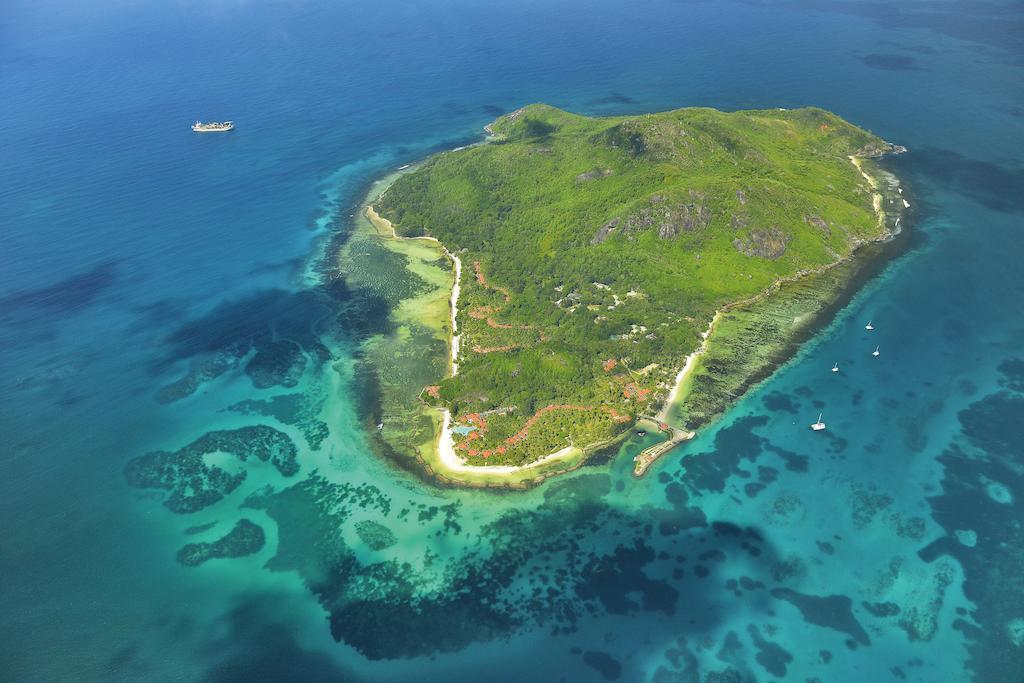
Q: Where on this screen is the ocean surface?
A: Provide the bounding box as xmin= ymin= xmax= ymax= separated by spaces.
xmin=2 ymin=0 xmax=1023 ymax=680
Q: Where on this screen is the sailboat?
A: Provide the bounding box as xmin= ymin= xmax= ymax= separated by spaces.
xmin=832 ymin=363 xmax=839 ymax=373
xmin=865 ymin=321 xmax=874 ymax=330
xmin=811 ymin=413 xmax=826 ymax=431
xmin=872 ymin=346 xmax=880 ymax=357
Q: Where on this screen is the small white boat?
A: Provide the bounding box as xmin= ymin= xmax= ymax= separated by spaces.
xmin=832 ymin=363 xmax=839 ymax=373
xmin=865 ymin=321 xmax=874 ymax=331
xmin=811 ymin=413 xmax=826 ymax=431
xmin=377 ymin=422 xmax=384 ymax=431
xmin=191 ymin=120 xmax=234 ymax=132
xmin=872 ymin=346 xmax=880 ymax=357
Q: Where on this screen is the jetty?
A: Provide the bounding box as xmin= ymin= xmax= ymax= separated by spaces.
xmin=632 ymin=418 xmax=694 ymax=477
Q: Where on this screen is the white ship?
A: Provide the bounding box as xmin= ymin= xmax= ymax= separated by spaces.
xmin=191 ymin=120 xmax=234 ymax=132
xmin=811 ymin=413 xmax=826 ymax=431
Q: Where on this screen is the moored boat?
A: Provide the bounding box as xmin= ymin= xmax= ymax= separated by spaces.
xmin=192 ymin=120 xmax=234 ymax=132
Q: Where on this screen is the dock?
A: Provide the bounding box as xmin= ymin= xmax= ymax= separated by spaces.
xmin=632 ymin=418 xmax=694 ymax=477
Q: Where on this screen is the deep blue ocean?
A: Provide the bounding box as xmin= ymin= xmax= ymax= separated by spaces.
xmin=2 ymin=1 xmax=1023 ymax=680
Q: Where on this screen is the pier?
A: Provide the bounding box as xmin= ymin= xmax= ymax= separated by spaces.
xmin=632 ymin=417 xmax=694 ymax=477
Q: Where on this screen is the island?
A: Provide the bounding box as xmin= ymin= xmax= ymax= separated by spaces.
xmin=343 ymin=104 xmax=906 ymax=488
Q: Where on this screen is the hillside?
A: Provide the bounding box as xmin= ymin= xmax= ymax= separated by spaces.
xmin=375 ymin=104 xmax=901 ymax=467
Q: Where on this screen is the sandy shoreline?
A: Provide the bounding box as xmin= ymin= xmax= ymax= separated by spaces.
xmin=368 ymin=199 xmax=582 ymax=475
xmin=657 ymin=312 xmax=720 ymax=423
xmin=656 ymin=155 xmax=902 ymax=429
xmin=366 ymin=202 xmax=464 ymax=375
xmin=438 ymin=409 xmax=577 ymax=473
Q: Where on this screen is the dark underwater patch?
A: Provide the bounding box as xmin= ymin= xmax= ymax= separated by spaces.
xmin=201 ymin=597 xmax=357 ymax=681
xmin=184 ymin=521 xmax=218 ymax=535
xmin=582 ymin=650 xmax=622 ymax=681
xmin=243 ymin=468 xmax=787 ymax=662
xmin=863 ymin=601 xmax=901 ymax=618
xmin=771 ymin=588 xmax=871 ymax=645
xmin=905 ymin=148 xmax=1024 ymax=213
xmin=576 ymin=539 xmax=679 ymax=615
xmin=996 ymin=357 xmax=1024 ymax=392
xmin=746 ymin=624 xmax=792 ymax=678
xmin=244 ymin=339 xmax=306 ymax=389
xmin=0 ymin=260 xmax=119 ymax=320
xmin=861 ymin=53 xmax=925 ymax=70
xmin=850 ymin=485 xmax=893 ymax=528
xmin=807 ymin=1 xmax=1024 ymax=55
xmin=246 ymin=256 xmax=305 ymax=277
xmin=677 ymin=416 xmax=811 ymax=511
xmin=176 ymin=519 xmax=265 ymax=566
xmin=124 ymin=425 xmax=299 ymax=513
xmin=151 ymin=275 xmax=390 ymax=400
xmin=677 ymin=416 xmax=769 ymax=494
xmin=587 ymin=92 xmax=637 ymax=106
xmin=228 ymin=393 xmax=330 ymax=449
xmin=744 ymin=482 xmax=766 ymax=498
xmin=922 ymin=388 xmax=1024 ymax=681
xmin=354 ymin=520 xmax=397 ymax=551
xmin=762 ymin=390 xmax=797 ymax=413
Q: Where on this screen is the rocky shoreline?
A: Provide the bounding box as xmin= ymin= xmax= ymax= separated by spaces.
xmin=663 ymin=150 xmax=911 ymax=434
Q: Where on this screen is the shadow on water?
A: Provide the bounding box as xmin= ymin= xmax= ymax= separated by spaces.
xmin=146 ymin=272 xmax=393 ymax=402
xmin=0 ymin=260 xmax=120 ymax=320
xmin=900 ymin=147 xmax=1024 ymax=213
xmin=200 ymin=597 xmax=358 ymax=683
xmin=860 ymin=53 xmax=927 ymax=71
xmin=801 ymin=0 xmax=1024 ymax=55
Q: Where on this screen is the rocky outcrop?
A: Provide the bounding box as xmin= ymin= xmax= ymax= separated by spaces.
xmin=733 ymin=227 xmax=791 ymax=259
xmin=804 ymin=214 xmax=830 ymax=236
xmin=576 ymin=168 xmax=614 ymax=183
xmin=591 ymin=218 xmax=620 ymax=245
xmin=612 ymin=191 xmax=712 ymax=240
xmin=854 ymin=141 xmax=908 ymax=159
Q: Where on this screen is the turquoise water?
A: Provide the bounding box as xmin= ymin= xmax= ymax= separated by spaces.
xmin=2 ymin=0 xmax=1023 ymax=680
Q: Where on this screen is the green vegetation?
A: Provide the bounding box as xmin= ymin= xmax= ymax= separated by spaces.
xmin=376 ymin=104 xmax=901 ymax=467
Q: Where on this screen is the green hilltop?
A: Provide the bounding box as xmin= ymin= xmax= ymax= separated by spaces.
xmin=375 ymin=104 xmax=900 ymax=468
